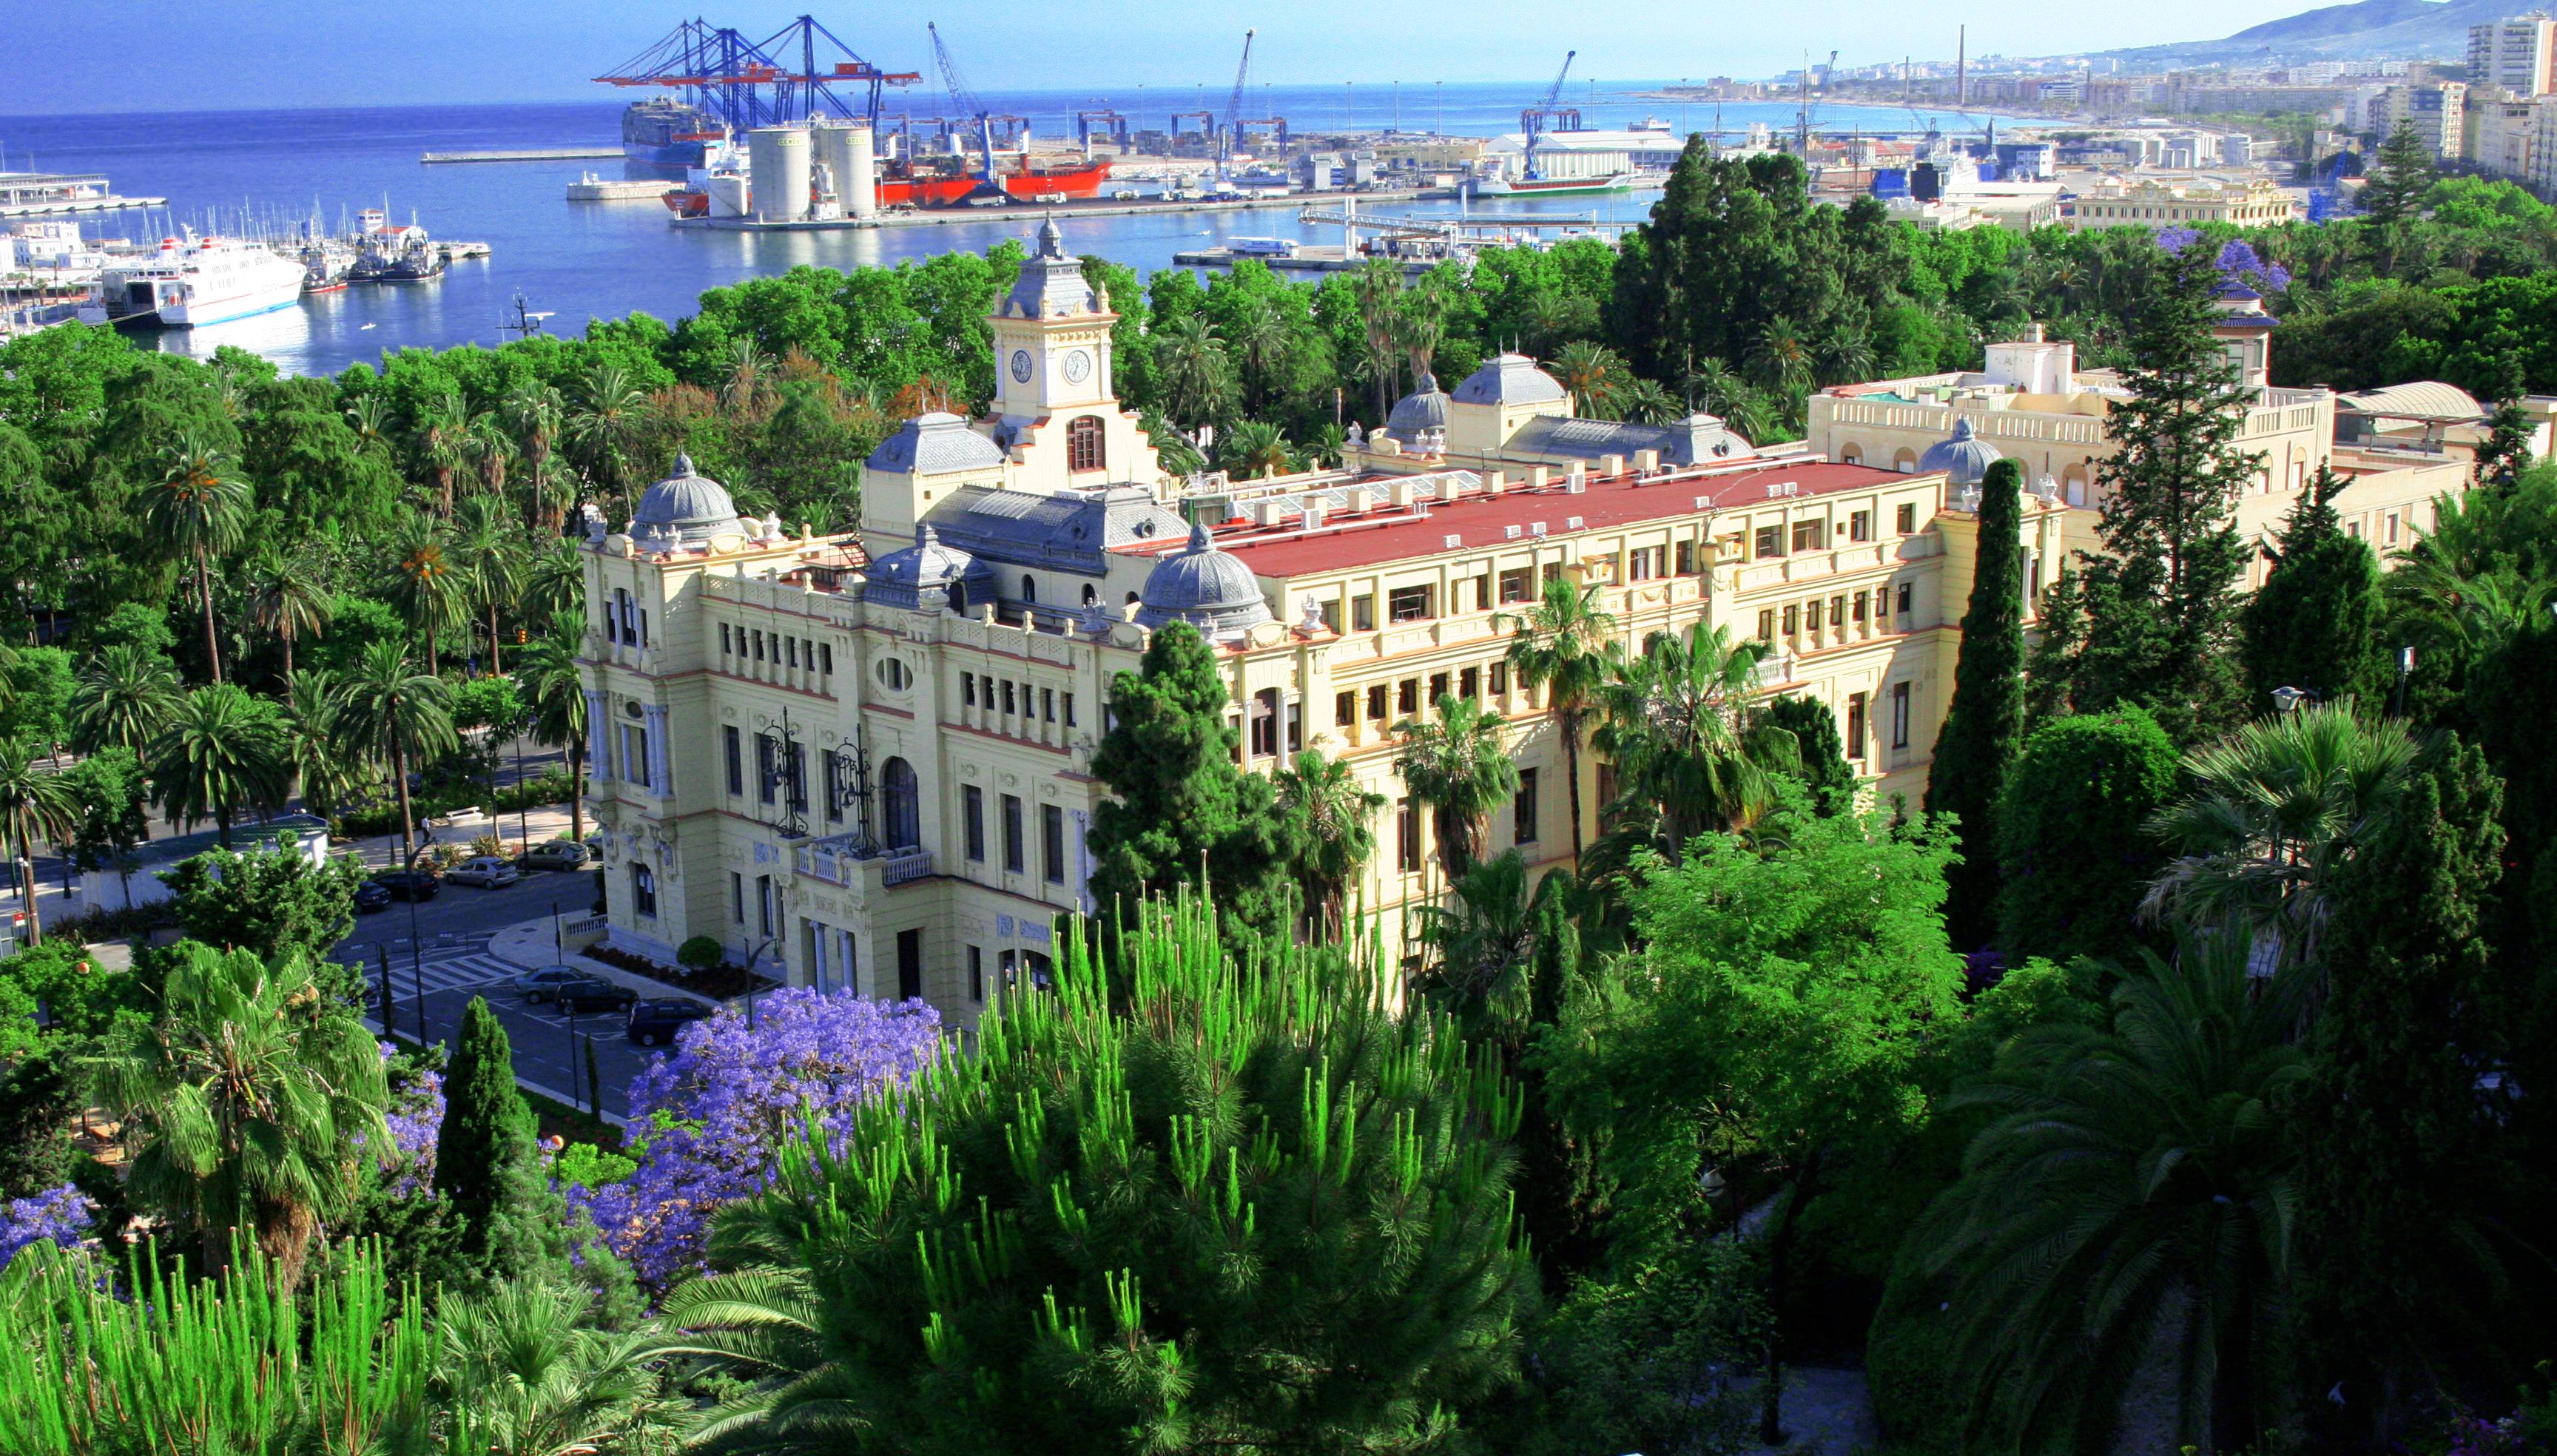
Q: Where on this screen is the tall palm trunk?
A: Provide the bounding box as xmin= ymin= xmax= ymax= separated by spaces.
xmin=280 ymin=624 xmax=293 ymax=681
xmin=13 ymin=815 xmax=39 ymax=946
xmin=197 ymin=542 xmax=222 ymax=684
xmin=391 ymin=740 xmax=415 ymax=860
xmin=1560 ymin=707 xmax=1586 ymax=863
xmin=487 ymin=601 xmax=503 ymax=675
xmin=258 ymin=1199 xmax=319 ymax=1300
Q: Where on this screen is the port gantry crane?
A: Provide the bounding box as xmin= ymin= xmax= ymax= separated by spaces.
xmin=1215 ymin=29 xmax=1256 ymax=181
xmin=926 ymin=22 xmax=1005 ymax=200
xmin=1519 ymin=50 xmax=1581 ymax=181
xmin=595 ymin=16 xmax=919 ymax=134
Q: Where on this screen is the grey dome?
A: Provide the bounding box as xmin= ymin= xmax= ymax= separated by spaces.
xmin=863 ymin=525 xmax=997 ymax=613
xmin=1918 ymin=417 xmax=2002 ymax=488
xmin=1384 ymin=370 xmax=1450 ymax=442
xmin=1134 ymin=522 xmax=1273 ymax=641
xmin=630 ymin=454 xmax=744 ymax=545
xmin=1451 ymin=352 xmax=1569 ymax=407
xmin=866 ymin=412 xmax=1006 ymax=476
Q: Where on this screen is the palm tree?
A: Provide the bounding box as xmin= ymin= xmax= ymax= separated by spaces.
xmin=344 ymin=393 xmax=396 ymax=454
xmin=1498 ymin=577 xmax=1619 ymax=863
xmin=524 ymin=539 xmax=586 ymax=623
xmin=246 ymin=545 xmax=333 ymax=681
xmin=1918 ymin=937 xmax=2309 ymax=1456
xmin=1219 ymin=292 xmax=1293 ymax=412
xmin=1151 ymin=314 xmax=1235 ymax=429
xmin=454 ymin=496 xmax=527 ymax=675
xmin=1616 ymin=377 xmax=1681 ymax=426
xmin=387 ymin=517 xmax=470 ymax=676
xmin=1349 ymin=258 xmax=1406 ymax=422
xmin=647 ymin=1264 xmax=867 ymax=1448
xmin=1274 ymin=749 xmax=1385 ymax=940
xmin=1413 ymin=849 xmax=1544 ymax=1040
xmin=143 ymin=430 xmax=250 ymax=684
xmin=1393 ymin=694 xmax=1518 ymax=884
xmin=437 ymin=1275 xmax=680 ymax=1456
xmin=1216 ymin=418 xmax=1293 ymax=480
xmin=516 ymin=613 xmax=590 ymax=846
xmin=1748 ymin=316 xmax=1815 ymax=407
xmin=149 ymin=683 xmax=289 ymax=849
xmin=98 ymin=943 xmax=391 ymax=1295
xmin=721 ymin=337 xmax=774 ymax=416
xmin=0 ymin=739 xmax=75 ymax=945
xmin=1682 ymin=354 xmax=1748 ymax=417
xmin=409 ymin=391 xmax=474 ymax=516
xmin=1594 ymin=621 xmax=1796 ymax=854
xmin=334 ymin=640 xmax=458 ymax=860
xmin=283 ymin=667 xmax=371 ymax=818
xmin=566 ymin=363 xmax=656 ymax=513
xmin=465 ymin=409 xmax=515 ymax=502
xmin=1392 ymin=276 xmax=1448 ymax=384
xmin=71 ymin=643 xmax=183 ymax=755
xmin=1549 ymin=339 xmax=1631 ymax=418
xmin=2141 ymin=701 xmax=2423 ymax=971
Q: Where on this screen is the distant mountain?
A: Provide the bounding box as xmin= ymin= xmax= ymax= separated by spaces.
xmin=2089 ymin=0 xmax=2494 ymax=68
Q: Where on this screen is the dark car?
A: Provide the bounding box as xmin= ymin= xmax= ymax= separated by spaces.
xmin=511 ymin=965 xmax=587 ymax=1002
xmin=625 ymin=997 xmax=715 ymax=1047
xmin=374 ymin=870 xmax=440 ymax=903
xmin=520 ymin=840 xmax=590 ymax=872
xmin=550 ymin=977 xmax=639 ymax=1015
xmin=352 ymin=880 xmax=394 ymax=914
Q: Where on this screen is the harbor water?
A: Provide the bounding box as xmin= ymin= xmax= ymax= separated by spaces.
xmin=0 ymin=90 xmax=2038 ymax=377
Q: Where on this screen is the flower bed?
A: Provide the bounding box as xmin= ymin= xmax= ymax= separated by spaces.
xmin=582 ymin=941 xmax=780 ymax=1000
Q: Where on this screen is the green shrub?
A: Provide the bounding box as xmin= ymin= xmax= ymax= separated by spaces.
xmin=676 ymin=936 xmax=723 ymax=971
xmin=1866 ymin=1261 xmax=1963 ymax=1453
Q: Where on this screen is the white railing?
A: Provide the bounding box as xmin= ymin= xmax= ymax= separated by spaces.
xmin=882 ymin=850 xmax=934 ymax=886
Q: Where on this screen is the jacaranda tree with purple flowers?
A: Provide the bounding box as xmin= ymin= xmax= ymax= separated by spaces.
xmin=574 ymin=986 xmax=940 ymax=1287
xmin=0 ymin=1182 xmax=89 ymax=1269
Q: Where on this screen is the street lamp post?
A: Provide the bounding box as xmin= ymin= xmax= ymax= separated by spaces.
xmin=741 ymin=934 xmax=777 ymax=1029
xmin=405 ymin=831 xmax=435 ymax=1046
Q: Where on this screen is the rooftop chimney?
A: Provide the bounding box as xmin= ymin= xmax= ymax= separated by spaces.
xmin=1528 ymin=465 xmax=1550 ymax=491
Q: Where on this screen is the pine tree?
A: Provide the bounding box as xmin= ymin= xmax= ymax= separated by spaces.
xmin=432 ymin=997 xmax=554 ymax=1285
xmin=1087 ymin=621 xmax=1294 ymax=934
xmin=2358 ymin=118 xmax=2435 ymax=230
xmin=1925 ymin=458 xmax=2027 ymax=949
xmin=2294 ymin=740 xmax=2511 ymax=1449
xmin=2475 ymin=353 xmax=2533 ymax=491
xmin=2240 ymin=465 xmax=2388 ymax=708
xmin=2036 ymin=240 xmax=2262 ymax=744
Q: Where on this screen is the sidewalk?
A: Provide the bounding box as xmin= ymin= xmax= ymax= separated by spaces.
xmin=486 ymin=915 xmax=726 ymax=1009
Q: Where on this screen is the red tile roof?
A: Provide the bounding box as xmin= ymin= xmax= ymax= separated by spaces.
xmin=1139 ymin=458 xmax=1937 ymax=579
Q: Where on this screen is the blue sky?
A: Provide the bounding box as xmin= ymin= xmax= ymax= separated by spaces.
xmin=3 ymin=0 xmax=2328 ymax=115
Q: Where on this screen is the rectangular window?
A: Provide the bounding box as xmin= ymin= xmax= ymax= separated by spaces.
xmin=897 ymin=928 xmax=923 ymax=1001
xmin=1830 ymin=595 xmax=1846 ymax=628
xmin=1896 ymin=502 xmax=1917 ymax=533
xmin=1001 ymin=681 xmax=1016 ymax=715
xmin=1429 ymin=671 xmax=1449 ymax=704
xmin=756 ymin=734 xmax=776 ymax=805
xmin=963 ymin=786 xmax=985 ymax=862
xmin=963 ymin=675 xmax=976 ymax=707
xmin=823 ymin=750 xmax=845 ymax=823
xmin=720 ymin=622 xmax=732 ymax=655
xmin=1853 ymin=591 xmax=1869 ymax=624
xmin=1387 ymin=584 xmax=1433 ymax=622
xmin=786 ymin=637 xmax=798 ymax=669
xmin=1756 ymin=608 xmax=1776 ymax=641
xmin=751 ymin=629 xmax=764 ymax=661
xmin=731 ymin=871 xmax=746 ymax=924
xmin=724 ymin=727 xmax=743 ymax=796
xmin=1499 ymin=567 xmax=1533 ymax=603
xmin=1515 ymin=767 xmax=1539 ymax=845
xmin=1782 ymin=604 xmax=1800 ymax=636
xmin=639 ymin=610 xmax=647 ymax=648
xmin=1542 ymin=562 xmax=1562 ymax=587
xmin=1336 ymin=690 xmax=1355 ymax=727
xmin=1063 ymin=692 xmax=1076 ymax=727
xmin=630 ymin=863 xmax=656 ymax=917
xmin=980 ymin=674 xmax=994 ymax=710
xmin=1397 ymin=678 xmax=1419 ymax=716
xmin=1002 ymin=794 xmax=1025 ymax=874
xmin=756 ymin=874 xmax=773 ymax=936
xmin=1627 ymin=547 xmax=1655 ymax=581
xmin=1351 ymin=595 xmax=1375 ymax=632
xmin=1891 ymin=681 xmax=1912 ymax=749
xmin=1475 ymin=573 xmax=1494 ymax=611
xmin=1490 ymin=661 xmax=1509 ymax=695
xmin=1397 ymin=797 xmax=1420 ymax=872
xmin=624 ymin=725 xmax=650 ymax=788
xmin=1042 ymin=687 xmax=1055 ymax=723
xmin=821 ymin=642 xmax=833 ymax=674
xmin=2385 ymin=512 xmax=2401 ymax=545
xmin=1675 ymin=539 xmax=1696 ymax=574
xmin=968 ymin=946 xmax=985 ymax=1003
xmin=1460 ymin=667 xmax=1480 ymax=699
xmin=786 ymin=743 xmax=807 ymax=812
xmin=1791 ymin=519 xmax=1824 ymax=553
xmin=1896 ymin=582 xmax=1913 ymax=618
xmin=1850 ymin=509 xmax=1873 ymax=542
xmin=1042 ymin=804 xmax=1065 ymax=885
xmin=1367 ymin=684 xmax=1388 ymax=720
xmin=1847 ymin=692 xmax=1869 ymax=761
xmin=1755 ymin=525 xmax=1784 ymax=559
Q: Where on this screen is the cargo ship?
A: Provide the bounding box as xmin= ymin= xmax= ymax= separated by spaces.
xmin=1466 ymin=170 xmax=1639 ymax=199
xmin=623 ymin=98 xmax=727 ymax=168
xmin=76 ymin=232 xmax=305 ymax=328
xmin=664 ymin=152 xmax=1113 ymax=217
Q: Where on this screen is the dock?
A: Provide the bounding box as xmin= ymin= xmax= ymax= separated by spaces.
xmin=669 ymin=188 xmax=1430 ymax=234
xmin=422 ymin=148 xmax=623 ymax=164
xmin=1 ymin=172 xmax=165 ymax=218
xmin=1172 ymin=244 xmax=1443 ymax=277
xmin=568 ymin=176 xmax=683 ymax=202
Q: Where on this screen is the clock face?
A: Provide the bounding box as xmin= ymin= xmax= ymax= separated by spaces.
xmin=1062 ymin=348 xmax=1091 ymax=385
xmin=1009 ymin=349 xmax=1033 ymax=384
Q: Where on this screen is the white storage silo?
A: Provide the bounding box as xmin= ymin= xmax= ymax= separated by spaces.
xmin=747 ymin=126 xmax=810 ymax=223
xmin=845 ymin=121 xmax=877 ymax=220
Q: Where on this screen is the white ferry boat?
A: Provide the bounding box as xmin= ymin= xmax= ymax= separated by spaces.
xmin=77 ymin=232 xmax=305 ymax=328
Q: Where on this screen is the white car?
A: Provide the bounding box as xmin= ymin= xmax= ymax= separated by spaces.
xmin=445 ymin=855 xmax=522 ymax=889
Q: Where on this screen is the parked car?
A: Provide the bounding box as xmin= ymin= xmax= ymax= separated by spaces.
xmin=373 ymin=870 xmax=440 ymax=902
xmin=548 ymin=977 xmax=639 ymax=1014
xmin=512 ymin=965 xmax=586 ymax=1002
xmin=626 ymin=997 xmax=715 ymax=1047
xmin=1108 ymin=187 xmax=1140 ymax=200
xmin=521 ymin=840 xmax=590 ymax=872
xmin=352 ymin=880 xmax=394 ymax=914
xmin=446 ymin=855 xmax=521 ymax=889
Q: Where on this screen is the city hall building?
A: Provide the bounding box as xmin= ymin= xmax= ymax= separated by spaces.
xmin=577 ymin=222 xmax=2422 ymax=1026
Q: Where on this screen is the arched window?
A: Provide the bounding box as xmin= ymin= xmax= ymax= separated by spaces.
xmin=1081 ymin=583 xmax=1098 ymax=607
xmin=1839 ymin=443 xmax=1862 ymax=465
xmin=881 ymin=756 xmax=920 ymax=852
xmin=1020 ymin=574 xmax=1037 ymax=604
xmin=1068 ymin=415 xmax=1105 ymax=472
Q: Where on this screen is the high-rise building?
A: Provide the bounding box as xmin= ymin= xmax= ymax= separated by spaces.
xmin=2470 ymin=14 xmax=2557 ymax=95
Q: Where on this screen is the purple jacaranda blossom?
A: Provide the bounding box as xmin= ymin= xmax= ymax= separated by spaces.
xmin=2216 ymin=239 xmax=2292 ymax=294
xmin=570 ymin=988 xmax=941 ymax=1286
xmin=0 ymin=1183 xmax=91 ymax=1269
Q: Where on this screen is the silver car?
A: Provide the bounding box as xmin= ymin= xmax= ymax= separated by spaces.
xmin=445 ymin=855 xmax=522 ymax=889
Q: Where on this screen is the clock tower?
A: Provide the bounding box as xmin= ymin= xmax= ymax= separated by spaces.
xmin=991 ymin=217 xmax=1116 ymax=425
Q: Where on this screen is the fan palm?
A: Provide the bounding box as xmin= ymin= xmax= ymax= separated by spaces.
xmin=71 ymin=642 xmax=183 ymax=755
xmin=143 ymin=429 xmax=251 ymax=684
xmin=2141 ymin=701 xmax=2424 ymax=971
xmin=1498 ymin=576 xmax=1618 ymax=863
xmin=410 ymin=391 xmax=474 ymax=516
xmin=503 ymin=380 xmax=569 ymax=530
xmin=454 ymin=496 xmax=528 ymax=675
xmin=647 ymin=1264 xmax=869 ymax=1450
xmin=566 ymin=362 xmax=656 ymax=510
xmin=148 ymin=683 xmax=289 ymax=849
xmin=246 ymin=545 xmax=333 ymax=681
xmin=1918 ymin=936 xmax=2310 ymax=1456
xmin=1747 ymin=316 xmax=1815 ymax=405
xmin=1392 ymin=276 xmax=1448 ymax=383
xmin=0 ymin=738 xmax=75 ymax=945
xmin=516 ymin=613 xmax=590 ymax=846
xmin=1594 ymin=620 xmax=1795 ymax=854
xmin=437 ymin=1275 xmax=681 ymax=1456
xmin=284 ymin=667 xmax=371 ymax=818
xmin=1273 ymin=749 xmax=1386 ymax=940
xmin=1549 ymin=339 xmax=1631 ymax=418
xmin=1151 ymin=313 xmax=1236 ymax=428
xmin=1349 ymin=259 xmax=1406 ymax=422
xmin=1216 ymin=418 xmax=1293 ymax=480
xmin=1393 ymin=694 xmax=1519 ymax=884
xmin=1616 ymin=377 xmax=1682 ymax=427
xmin=1682 ymin=354 xmax=1748 ymax=418
xmin=387 ymin=517 xmax=470 ymax=676
xmin=96 ymin=943 xmax=391 ymax=1295
xmin=465 ymin=409 xmax=515 ymax=502
xmin=334 ymin=640 xmax=458 ymax=860
xmin=1413 ymin=849 xmax=1545 ymax=1042
xmin=1219 ymin=292 xmax=1293 ymax=412
xmin=344 ymin=393 xmax=397 ymax=454
xmin=721 ymin=337 xmax=775 ymax=415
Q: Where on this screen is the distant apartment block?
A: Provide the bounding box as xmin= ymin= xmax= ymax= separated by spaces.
xmin=2066 ymin=177 xmax=2300 ymax=229
xmin=2470 ymin=14 xmax=2557 ymax=95
xmin=2355 ymin=81 xmax=2467 ymax=159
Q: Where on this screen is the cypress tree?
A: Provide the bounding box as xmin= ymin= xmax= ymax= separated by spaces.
xmin=1925 ymin=457 xmax=2027 ymax=948
xmin=1087 ymin=620 xmax=1293 ymax=935
xmin=432 ymin=996 xmax=553 ymax=1284
xmin=2294 ymin=740 xmax=2511 ymax=1449
xmin=2240 ymin=465 xmax=2388 ymax=708
xmin=1992 ymin=707 xmax=2180 ymax=962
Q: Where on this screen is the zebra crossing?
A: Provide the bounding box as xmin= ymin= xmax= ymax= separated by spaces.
xmin=356 ymin=951 xmax=519 ymax=998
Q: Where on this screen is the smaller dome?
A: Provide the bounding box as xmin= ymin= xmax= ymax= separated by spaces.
xmin=866 ymin=412 xmax=1007 ymax=476
xmin=1452 ymin=352 xmax=1569 ymax=407
xmin=1385 ymin=370 xmax=1450 ymax=441
xmin=1135 ymin=522 xmax=1273 ymax=641
xmin=863 ymin=525 xmax=997 ymax=613
xmin=630 ymin=454 xmax=744 ymax=546
xmin=1918 ymin=416 xmax=2002 ymax=488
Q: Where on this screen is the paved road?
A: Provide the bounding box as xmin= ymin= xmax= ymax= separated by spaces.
xmin=331 ymin=871 xmax=656 ymax=1122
